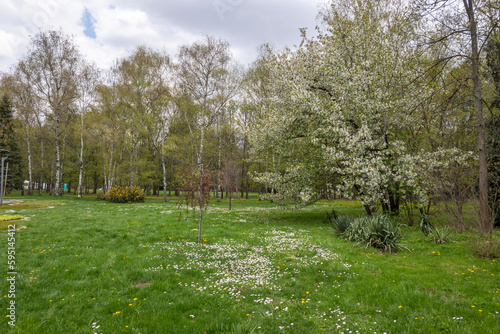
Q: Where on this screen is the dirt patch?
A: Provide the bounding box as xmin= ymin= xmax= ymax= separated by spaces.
xmin=132 ymin=282 xmax=151 ymax=288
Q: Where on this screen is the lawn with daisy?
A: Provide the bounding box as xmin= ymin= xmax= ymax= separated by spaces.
xmin=0 ymin=195 xmax=499 ymax=333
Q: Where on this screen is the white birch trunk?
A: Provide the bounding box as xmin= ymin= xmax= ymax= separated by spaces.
xmin=78 ymin=113 xmax=84 ymax=198
xmin=54 ymin=125 xmax=61 ymax=196
xmin=39 ymin=136 xmax=44 ymax=195
xmin=25 ymin=125 xmax=33 ymax=196
xmin=217 ymin=113 xmax=221 ymax=202
xmin=161 ymin=135 xmax=167 ymax=202
xmin=59 ymin=133 xmax=67 ymax=195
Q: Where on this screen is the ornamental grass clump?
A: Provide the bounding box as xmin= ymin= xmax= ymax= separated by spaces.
xmin=367 ymin=215 xmax=408 ymax=253
xmin=339 ymin=215 xmax=408 ymax=253
xmin=420 ymin=214 xmax=452 ymax=244
xmin=420 ymin=213 xmax=433 ymax=236
xmin=97 ymin=185 xmax=145 ymax=203
xmin=331 ymin=215 xmax=355 ymax=236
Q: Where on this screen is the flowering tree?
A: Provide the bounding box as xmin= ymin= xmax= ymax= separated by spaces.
xmin=249 ymin=0 xmax=472 ymax=214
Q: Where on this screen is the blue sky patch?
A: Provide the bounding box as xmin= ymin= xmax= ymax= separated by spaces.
xmin=81 ymin=8 xmax=97 ymax=39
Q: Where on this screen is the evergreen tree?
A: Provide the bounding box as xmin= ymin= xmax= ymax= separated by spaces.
xmin=0 ymin=95 xmax=22 ymax=192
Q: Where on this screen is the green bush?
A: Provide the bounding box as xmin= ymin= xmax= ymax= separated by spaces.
xmin=97 ymin=185 xmax=145 ymax=203
xmin=343 ymin=217 xmax=372 ymax=242
xmin=340 ymin=215 xmax=408 ymax=253
xmin=367 ymin=215 xmax=408 ymax=253
xmin=331 ymin=215 xmax=355 ymax=236
xmin=470 ymin=235 xmax=500 ymax=259
xmin=429 ymin=227 xmax=452 ymax=244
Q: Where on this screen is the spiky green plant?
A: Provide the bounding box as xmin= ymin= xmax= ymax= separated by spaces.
xmin=430 ymin=226 xmax=451 ymax=244
xmin=420 ymin=213 xmax=433 ymax=236
xmin=331 ymin=215 xmax=355 ymax=236
xmin=341 ymin=215 xmax=409 ymax=253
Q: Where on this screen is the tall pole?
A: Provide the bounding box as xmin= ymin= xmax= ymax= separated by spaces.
xmin=0 ymin=156 xmax=7 ymax=207
xmin=3 ymin=162 xmax=8 ymax=202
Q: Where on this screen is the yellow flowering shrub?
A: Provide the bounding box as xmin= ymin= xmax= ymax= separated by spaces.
xmin=96 ymin=185 xmax=145 ymax=203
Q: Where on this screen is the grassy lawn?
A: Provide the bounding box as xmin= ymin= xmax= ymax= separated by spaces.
xmin=0 ymin=193 xmax=498 ymax=333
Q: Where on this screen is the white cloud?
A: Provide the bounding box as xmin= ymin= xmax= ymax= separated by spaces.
xmin=0 ymin=0 xmax=321 ymax=72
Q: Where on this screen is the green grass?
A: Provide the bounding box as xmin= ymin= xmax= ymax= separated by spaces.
xmin=0 ymin=194 xmax=498 ymax=333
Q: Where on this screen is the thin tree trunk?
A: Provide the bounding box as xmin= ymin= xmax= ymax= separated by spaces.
xmin=217 ymin=113 xmax=221 ymax=202
xmin=162 ymin=136 xmax=167 ymax=202
xmin=93 ymin=171 xmax=98 ymax=194
xmin=78 ymin=112 xmax=84 ymax=198
xmin=25 ymin=125 xmax=33 ymax=196
xmin=129 ymin=146 xmax=134 ymax=187
xmin=3 ymin=163 xmax=8 ymax=199
xmin=59 ymin=133 xmax=67 ymax=196
xmin=49 ymin=157 xmax=54 ymax=195
xmin=464 ymin=0 xmax=491 ymax=233
xmin=39 ymin=135 xmax=44 ymax=195
xmin=169 ymin=158 xmax=173 ymax=196
xmin=54 ymin=125 xmax=61 ymax=196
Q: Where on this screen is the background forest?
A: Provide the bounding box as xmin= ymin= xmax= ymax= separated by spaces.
xmin=0 ymin=0 xmax=499 ymax=233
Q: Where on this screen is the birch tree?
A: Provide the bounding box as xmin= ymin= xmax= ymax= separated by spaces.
xmin=175 ymin=36 xmax=241 ymax=185
xmin=76 ymin=64 xmax=99 ymax=198
xmin=20 ymin=30 xmax=87 ymax=196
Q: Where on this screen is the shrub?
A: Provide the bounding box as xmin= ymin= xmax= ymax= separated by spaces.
xmin=341 ymin=215 xmax=408 ymax=253
xmin=367 ymin=215 xmax=408 ymax=253
xmin=94 ymin=193 xmax=107 ymax=201
xmin=429 ymin=227 xmax=452 ymax=244
xmin=0 ymin=214 xmax=23 ymax=221
xmin=100 ymin=185 xmax=145 ymax=203
xmin=343 ymin=217 xmax=372 ymax=242
xmin=470 ymin=236 xmax=500 ymax=259
xmin=331 ymin=215 xmax=355 ymax=236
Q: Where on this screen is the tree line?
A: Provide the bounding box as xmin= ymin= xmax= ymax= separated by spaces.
xmin=0 ymin=0 xmax=498 ymax=234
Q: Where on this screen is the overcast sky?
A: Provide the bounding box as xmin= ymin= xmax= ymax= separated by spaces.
xmin=0 ymin=0 xmax=322 ymax=72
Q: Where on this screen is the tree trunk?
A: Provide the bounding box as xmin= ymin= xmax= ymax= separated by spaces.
xmin=364 ymin=204 xmax=373 ymax=216
xmin=49 ymin=157 xmax=54 ymax=196
xmin=78 ymin=116 xmax=84 ymax=198
xmin=59 ymin=133 xmax=67 ymax=196
xmin=217 ymin=113 xmax=221 ymax=202
xmin=129 ymin=146 xmax=134 ymax=187
xmin=93 ymin=171 xmax=98 ymax=194
xmin=54 ymin=125 xmax=61 ymax=196
xmin=169 ymin=158 xmax=173 ymax=196
xmin=162 ymin=137 xmax=167 ymax=202
xmin=464 ymin=0 xmax=491 ymax=234
xmin=39 ymin=135 xmax=44 ymax=195
xmin=25 ymin=125 xmax=33 ymax=196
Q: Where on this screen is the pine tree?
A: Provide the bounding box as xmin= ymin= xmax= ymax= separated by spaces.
xmin=0 ymin=95 xmax=22 ymax=192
